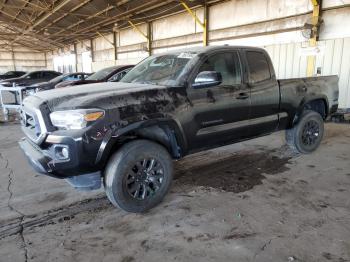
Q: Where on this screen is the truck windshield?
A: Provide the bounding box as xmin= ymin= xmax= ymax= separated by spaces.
xmin=121 ymin=52 xmax=198 ymax=86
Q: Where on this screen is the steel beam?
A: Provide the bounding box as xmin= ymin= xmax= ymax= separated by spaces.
xmin=128 ymin=20 xmax=148 ymax=39
xmin=0 ymin=3 xmax=44 ymax=12
xmin=10 ymin=0 xmax=72 ymax=46
xmin=0 ymin=22 xmax=64 ymax=49
xmin=31 ymin=0 xmax=72 ymax=29
xmin=51 ymin=5 xmax=115 ymax=38
xmin=96 ymin=31 xmax=114 ymax=47
xmin=11 ymin=0 xmax=32 ymax=24
xmin=53 ymin=0 xmax=166 ymax=44
xmin=36 ymin=0 xmax=92 ymax=34
xmin=128 ymin=20 xmax=152 ymax=56
xmin=0 ymin=9 xmax=31 ymax=26
xmin=180 ymin=0 xmax=208 ymax=46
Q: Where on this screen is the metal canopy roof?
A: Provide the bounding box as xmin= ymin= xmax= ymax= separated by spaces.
xmin=0 ymin=0 xmax=214 ymax=52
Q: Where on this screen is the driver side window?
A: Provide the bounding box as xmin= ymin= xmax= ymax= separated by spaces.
xmin=197 ymin=52 xmax=242 ymax=86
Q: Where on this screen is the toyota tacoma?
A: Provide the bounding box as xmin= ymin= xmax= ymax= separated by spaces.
xmin=19 ymin=46 xmax=339 ymax=213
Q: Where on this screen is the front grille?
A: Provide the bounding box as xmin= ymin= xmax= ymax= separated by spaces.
xmin=21 ymin=107 xmax=47 ymax=145
xmin=22 ymin=111 xmax=41 ymax=138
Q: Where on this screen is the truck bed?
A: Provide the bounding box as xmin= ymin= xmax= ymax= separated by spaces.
xmin=278 ymin=75 xmax=339 ymax=117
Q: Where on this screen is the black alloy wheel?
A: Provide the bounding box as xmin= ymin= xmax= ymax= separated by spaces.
xmin=124 ymin=158 xmax=165 ymax=200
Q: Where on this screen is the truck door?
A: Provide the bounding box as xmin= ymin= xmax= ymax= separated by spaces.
xmin=243 ymin=50 xmax=280 ymax=136
xmin=186 ymin=51 xmax=251 ymax=151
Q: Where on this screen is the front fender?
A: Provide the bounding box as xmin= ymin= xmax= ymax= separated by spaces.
xmin=95 ymin=118 xmax=187 ymax=167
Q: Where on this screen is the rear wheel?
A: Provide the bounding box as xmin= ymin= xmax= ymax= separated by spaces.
xmin=104 ymin=140 xmax=173 ymax=213
xmin=286 ymin=110 xmax=324 ymax=154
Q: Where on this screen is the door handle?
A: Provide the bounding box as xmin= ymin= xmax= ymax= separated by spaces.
xmin=236 ymin=93 xmax=249 ymax=99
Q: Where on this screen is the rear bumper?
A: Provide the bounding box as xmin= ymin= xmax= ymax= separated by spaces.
xmin=329 ymin=104 xmax=338 ymax=116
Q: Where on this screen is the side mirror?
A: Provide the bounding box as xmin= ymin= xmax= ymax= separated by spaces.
xmin=192 ymin=71 xmax=222 ymax=89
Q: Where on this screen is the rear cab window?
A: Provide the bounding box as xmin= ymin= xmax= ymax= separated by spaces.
xmin=27 ymin=72 xmax=42 ymax=79
xmin=43 ymin=72 xmax=58 ymax=79
xmin=246 ymin=51 xmax=271 ymax=83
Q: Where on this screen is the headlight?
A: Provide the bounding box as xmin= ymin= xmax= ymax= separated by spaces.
xmin=50 ymin=109 xmax=104 ymax=130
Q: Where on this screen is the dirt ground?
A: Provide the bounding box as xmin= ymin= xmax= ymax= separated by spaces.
xmin=0 ymin=113 xmax=349 ymax=262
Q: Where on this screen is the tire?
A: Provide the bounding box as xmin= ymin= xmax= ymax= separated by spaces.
xmin=286 ymin=110 xmax=324 ymax=154
xmin=104 ymin=140 xmax=173 ymax=213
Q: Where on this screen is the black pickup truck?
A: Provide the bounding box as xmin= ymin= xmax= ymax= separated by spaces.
xmin=19 ymin=46 xmax=339 ymax=213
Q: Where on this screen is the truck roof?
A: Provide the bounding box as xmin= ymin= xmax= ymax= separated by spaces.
xmin=163 ymin=45 xmax=266 ymax=56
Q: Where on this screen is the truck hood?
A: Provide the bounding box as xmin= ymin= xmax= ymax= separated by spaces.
xmin=35 ymin=81 xmax=50 ymax=86
xmin=29 ymin=82 xmax=50 ymax=89
xmin=31 ymin=82 xmax=168 ymax=111
xmin=0 ymin=77 xmax=23 ymax=84
xmin=56 ymin=79 xmax=100 ymax=88
xmin=0 ymin=75 xmax=17 ymax=80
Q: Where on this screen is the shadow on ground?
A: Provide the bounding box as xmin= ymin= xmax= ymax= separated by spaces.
xmin=175 ymin=149 xmax=292 ymax=193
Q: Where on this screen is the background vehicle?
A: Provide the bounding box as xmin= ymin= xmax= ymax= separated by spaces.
xmin=55 ymin=65 xmax=133 ymax=88
xmin=27 ymin=72 xmax=92 ymax=93
xmin=19 ymin=46 xmax=338 ymax=213
xmin=0 ymin=71 xmax=26 ymax=80
xmin=0 ymin=70 xmax=61 ymax=87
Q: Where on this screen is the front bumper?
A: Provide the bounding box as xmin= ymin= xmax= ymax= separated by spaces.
xmin=19 ymin=138 xmax=52 ymax=174
xmin=19 ymin=136 xmax=103 ymax=190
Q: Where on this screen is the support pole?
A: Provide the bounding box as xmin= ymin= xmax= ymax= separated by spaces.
xmin=307 ymin=0 xmax=322 ymax=77
xmin=90 ymin=39 xmax=94 ymax=63
xmin=44 ymin=52 xmax=47 ymax=68
xmin=113 ymin=31 xmax=118 ymax=61
xmin=181 ymin=0 xmax=208 ymax=46
xmin=74 ymin=43 xmax=78 ymax=72
xmin=11 ymin=48 xmax=16 ymax=71
xmin=147 ymin=22 xmax=152 ymax=56
xmin=203 ymin=1 xmax=209 ymax=46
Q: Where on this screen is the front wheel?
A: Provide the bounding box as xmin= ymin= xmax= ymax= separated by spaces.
xmin=286 ymin=110 xmax=324 ymax=154
xmin=104 ymin=140 xmax=173 ymax=213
